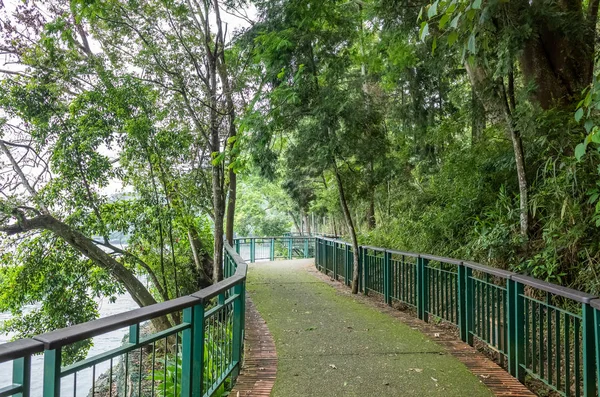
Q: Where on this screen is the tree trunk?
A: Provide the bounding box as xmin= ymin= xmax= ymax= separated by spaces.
xmin=303 ymin=212 xmax=311 ymax=236
xmin=226 ymin=169 xmax=236 ymax=244
xmin=1 ymin=214 xmax=172 ymax=331
xmin=332 ymin=161 xmax=360 ymax=294
xmin=290 ymin=211 xmax=302 ymax=235
xmin=471 ymin=86 xmax=486 ymax=144
xmin=212 ymin=163 xmax=225 ymax=282
xmin=499 ymin=80 xmax=529 ymax=238
xmin=187 ymin=228 xmax=214 ymax=288
xmin=366 ymin=192 xmax=376 ymax=230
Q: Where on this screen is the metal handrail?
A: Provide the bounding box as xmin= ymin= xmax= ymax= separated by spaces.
xmin=314 ymin=236 xmax=600 ymax=397
xmin=0 ymin=242 xmax=247 ymax=397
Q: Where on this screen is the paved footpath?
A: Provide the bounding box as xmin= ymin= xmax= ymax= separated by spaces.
xmin=244 ymin=259 xmax=495 ymax=397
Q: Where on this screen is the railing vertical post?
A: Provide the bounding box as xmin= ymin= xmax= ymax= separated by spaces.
xmin=288 ymin=237 xmax=293 ymax=260
xmin=582 ymin=302 xmax=596 ymax=397
xmin=508 ymin=279 xmax=525 ymax=382
xmin=13 ymin=356 xmax=31 ymax=397
xmin=333 ymin=242 xmax=338 ymax=280
xmin=42 ymin=348 xmax=61 ymax=397
xmin=417 ymin=257 xmax=429 ymax=322
xmin=384 ymin=250 xmax=392 ymax=305
xmin=250 ymin=238 xmax=255 ymax=263
xmin=315 ymin=238 xmax=319 ymax=269
xmin=457 ymin=263 xmax=467 ymax=342
xmin=594 ymin=303 xmax=600 ymax=397
xmin=235 ymin=239 xmax=240 ymax=254
xmin=465 ymin=267 xmax=474 ymax=346
xmin=363 ymin=248 xmax=369 ymax=296
xmin=232 ymin=283 xmax=244 ymax=378
xmin=358 ymin=246 xmax=363 ymax=293
xmin=182 ymin=307 xmax=195 ymax=396
xmin=270 ymin=238 xmax=275 ymax=261
xmin=345 ymin=244 xmax=350 ymax=286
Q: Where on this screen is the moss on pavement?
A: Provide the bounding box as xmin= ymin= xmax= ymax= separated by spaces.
xmin=246 ymin=259 xmax=494 ymax=397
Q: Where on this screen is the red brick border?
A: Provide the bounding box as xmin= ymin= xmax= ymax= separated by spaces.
xmin=308 ymin=264 xmax=536 ymax=397
xmin=230 ymin=297 xmax=277 ymax=397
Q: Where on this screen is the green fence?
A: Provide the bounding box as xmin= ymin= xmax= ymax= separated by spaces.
xmin=315 ymin=237 xmax=600 ymax=397
xmin=0 ymin=243 xmax=246 ymax=397
xmin=233 ymin=237 xmax=314 ymax=263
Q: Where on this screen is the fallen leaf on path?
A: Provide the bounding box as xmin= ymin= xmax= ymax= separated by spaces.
xmin=329 ymin=364 xmax=337 ymax=369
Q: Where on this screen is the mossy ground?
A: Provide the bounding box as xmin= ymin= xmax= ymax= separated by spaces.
xmin=247 ymin=259 xmax=494 ymax=397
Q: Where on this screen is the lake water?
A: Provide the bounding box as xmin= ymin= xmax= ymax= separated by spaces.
xmin=0 ymin=289 xmax=140 ymax=396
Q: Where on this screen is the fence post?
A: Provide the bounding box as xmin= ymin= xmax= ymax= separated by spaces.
xmin=250 ymin=238 xmax=255 ymax=263
xmin=457 ymin=263 xmax=467 ymax=342
xmin=465 ymin=267 xmax=474 ymax=346
xmin=594 ymin=303 xmax=600 ymax=397
xmin=13 ymin=356 xmax=31 ymax=397
xmin=363 ymin=248 xmax=369 ymax=296
xmin=235 ymin=239 xmax=240 ymax=254
xmin=582 ymin=302 xmax=596 ymax=397
xmin=232 ymin=283 xmax=244 ymax=378
xmin=182 ymin=303 xmax=205 ymax=397
xmin=288 ymin=237 xmax=293 ymax=260
xmin=314 ymin=239 xmax=318 ymax=266
xmin=345 ymin=244 xmax=350 ymax=286
xmin=42 ymin=348 xmax=61 ymax=397
xmin=507 ymin=279 xmax=525 ymax=382
xmin=333 ymin=242 xmax=338 ymax=280
xmin=358 ymin=246 xmax=363 ymax=292
xmin=270 ymin=238 xmax=275 ymax=261
xmin=417 ymin=257 xmax=429 ymax=322
xmin=384 ymin=250 xmax=392 ymax=305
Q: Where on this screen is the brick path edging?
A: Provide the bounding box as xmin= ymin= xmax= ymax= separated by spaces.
xmin=309 ymin=264 xmax=536 ymax=397
xmin=230 ymin=297 xmax=277 ymax=397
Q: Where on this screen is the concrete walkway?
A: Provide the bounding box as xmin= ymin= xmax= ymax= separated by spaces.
xmin=246 ymin=259 xmax=494 ymax=397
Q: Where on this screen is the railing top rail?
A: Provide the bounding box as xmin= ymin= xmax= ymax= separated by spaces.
xmin=510 ymin=274 xmax=595 ymax=303
xmin=319 ymin=236 xmax=343 ymax=243
xmin=462 ymin=261 xmax=513 ymax=279
xmin=362 ymin=245 xmax=386 ymax=253
xmin=315 ymin=236 xmax=598 ymax=302
xmin=0 ymin=243 xmax=247 ymax=358
xmin=233 ymin=236 xmax=315 ymax=240
xmin=34 ymin=295 xmax=201 ymax=350
xmin=386 ymin=249 xmax=420 ymax=258
xmin=0 ymin=338 xmax=44 ymax=364
xmin=419 ymin=253 xmax=462 ymax=266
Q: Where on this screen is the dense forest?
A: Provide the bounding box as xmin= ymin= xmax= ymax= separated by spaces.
xmin=1 ymin=0 xmax=600 ymax=355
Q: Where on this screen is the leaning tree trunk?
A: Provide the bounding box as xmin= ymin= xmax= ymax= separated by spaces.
xmin=332 ymin=161 xmax=361 ymax=294
xmin=1 ymin=214 xmax=172 ymax=331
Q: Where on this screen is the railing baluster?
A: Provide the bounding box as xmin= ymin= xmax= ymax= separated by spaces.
xmin=42 ymin=348 xmax=62 ymax=397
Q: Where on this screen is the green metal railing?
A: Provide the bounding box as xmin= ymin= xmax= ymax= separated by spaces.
xmin=0 ymin=243 xmax=246 ymax=397
xmin=315 ymin=237 xmax=600 ymax=397
xmin=233 ymin=236 xmax=314 ymax=263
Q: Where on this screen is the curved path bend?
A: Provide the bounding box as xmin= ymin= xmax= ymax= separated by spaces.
xmin=233 ymin=259 xmax=532 ymax=397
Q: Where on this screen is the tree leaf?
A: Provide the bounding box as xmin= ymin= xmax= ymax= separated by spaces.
xmin=472 ymin=0 xmax=482 ymax=9
xmin=467 ymin=34 xmax=476 ymax=54
xmin=448 ymin=31 xmax=459 ymax=46
xmin=575 ymin=142 xmax=587 ymax=160
xmin=584 ymin=120 xmax=594 ymax=133
xmin=451 ymin=14 xmax=460 ymax=28
xmin=420 ymin=22 xmax=429 ymax=41
xmin=428 ymin=1 xmax=439 ymax=19
xmin=439 ymin=14 xmax=450 ymax=29
xmin=575 ymin=108 xmax=584 ymax=122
